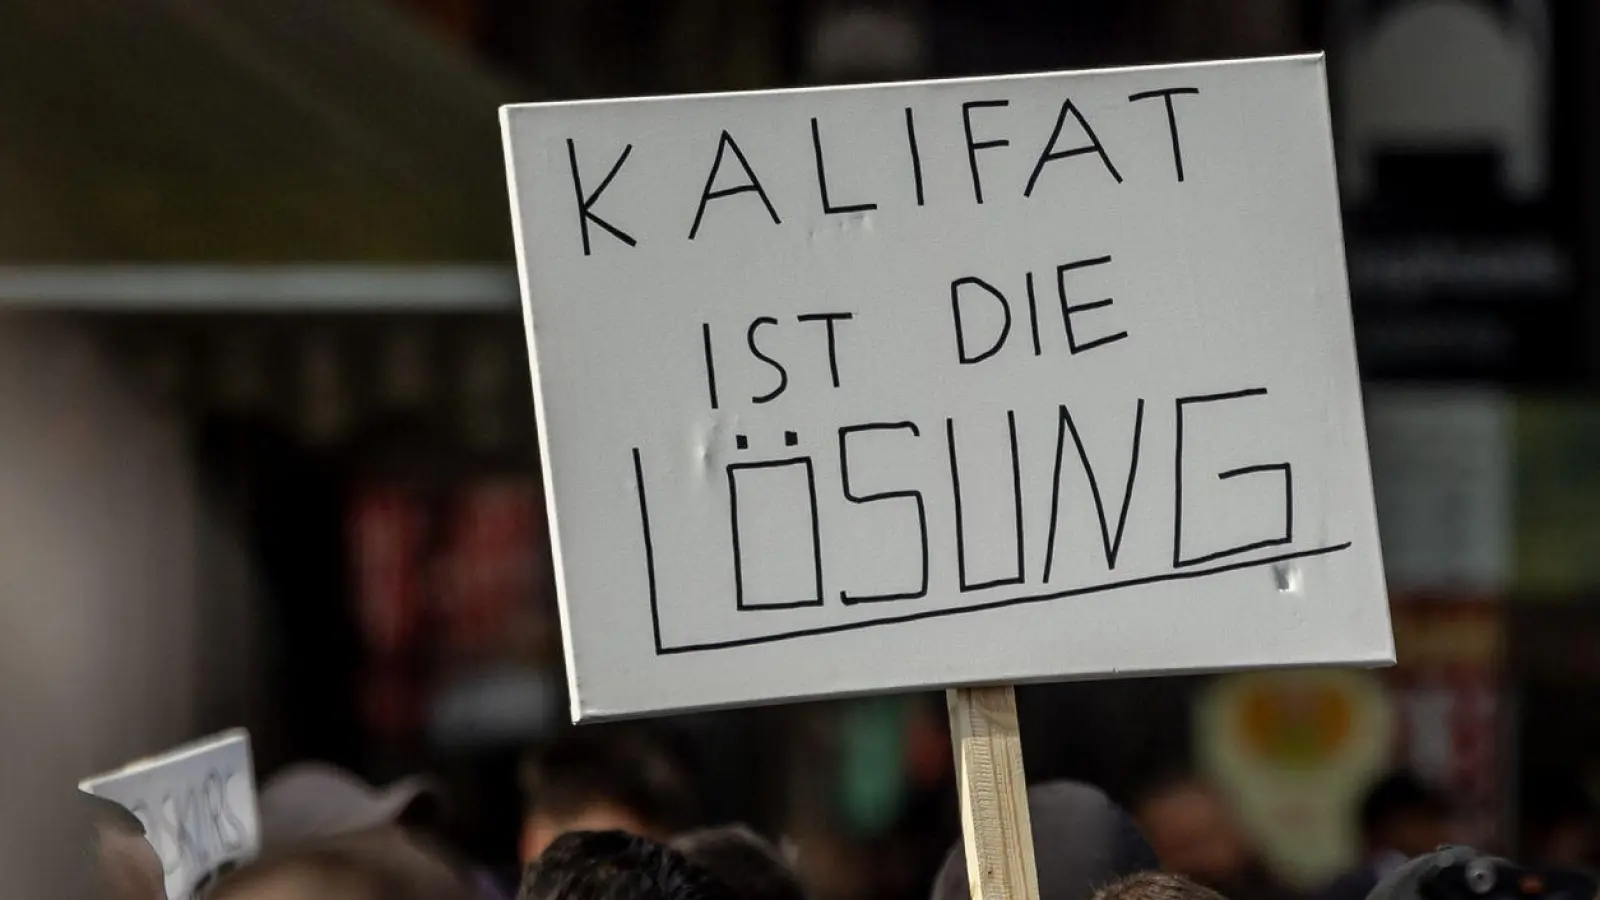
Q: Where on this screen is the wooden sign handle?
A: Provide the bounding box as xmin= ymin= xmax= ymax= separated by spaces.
xmin=947 ymin=685 xmax=1040 ymax=900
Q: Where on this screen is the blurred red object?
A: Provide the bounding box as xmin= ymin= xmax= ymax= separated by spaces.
xmin=436 ymin=479 xmax=541 ymax=659
xmin=1390 ymin=595 xmax=1503 ymax=847
xmin=397 ymin=0 xmax=479 ymax=44
xmin=360 ymin=665 xmax=427 ymax=740
xmin=349 ymin=485 xmax=428 ymax=658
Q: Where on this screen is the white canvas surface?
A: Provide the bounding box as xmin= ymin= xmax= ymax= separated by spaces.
xmin=502 ymin=54 xmax=1393 ymax=721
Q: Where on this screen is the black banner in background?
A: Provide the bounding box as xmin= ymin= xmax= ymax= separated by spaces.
xmin=919 ymin=0 xmax=1589 ymax=384
xmin=1324 ymin=0 xmax=1584 ymax=383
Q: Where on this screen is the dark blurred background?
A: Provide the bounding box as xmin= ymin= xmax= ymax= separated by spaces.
xmin=2 ymin=1 xmax=1598 ymax=898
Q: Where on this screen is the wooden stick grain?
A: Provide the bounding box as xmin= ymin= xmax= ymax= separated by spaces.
xmin=947 ymin=685 xmax=1040 ymax=900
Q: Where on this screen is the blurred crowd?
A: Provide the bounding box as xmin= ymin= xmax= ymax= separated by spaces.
xmin=92 ymin=724 xmax=1599 ymax=900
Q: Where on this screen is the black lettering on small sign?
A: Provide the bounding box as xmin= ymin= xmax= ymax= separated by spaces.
xmin=192 ymin=860 xmax=241 ymax=899
xmin=136 ymin=768 xmax=251 ymax=886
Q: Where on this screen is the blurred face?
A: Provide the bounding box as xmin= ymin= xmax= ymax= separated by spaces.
xmin=212 ymin=868 xmax=378 ymax=900
xmin=1535 ymin=821 xmax=1597 ymax=866
xmin=521 ymin=802 xmax=651 ymax=864
xmin=1379 ymin=812 xmax=1451 ymax=859
xmin=1137 ymin=784 xmax=1250 ymax=888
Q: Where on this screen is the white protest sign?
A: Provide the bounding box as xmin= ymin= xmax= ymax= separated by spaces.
xmin=80 ymin=729 xmax=260 ymax=900
xmin=501 ymin=54 xmax=1393 ymax=722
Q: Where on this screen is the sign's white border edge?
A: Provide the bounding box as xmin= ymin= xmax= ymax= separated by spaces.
xmin=500 ymin=52 xmax=1327 ymax=116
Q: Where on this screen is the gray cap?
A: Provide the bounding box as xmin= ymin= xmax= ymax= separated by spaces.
xmin=930 ymin=781 xmax=1159 ymax=900
xmin=258 ymin=762 xmax=442 ymax=850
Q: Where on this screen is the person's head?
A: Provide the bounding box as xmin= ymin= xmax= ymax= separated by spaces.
xmin=930 ymin=780 xmax=1160 ymax=900
xmin=518 ymin=831 xmax=736 ymax=900
xmin=520 ymin=727 xmax=699 ymax=863
xmin=1359 ymin=771 xmax=1452 ymax=859
xmin=673 ymin=826 xmax=804 ymax=900
xmin=258 ymin=762 xmax=445 ymax=851
xmin=1520 ymin=773 xmax=1597 ymax=867
xmin=1091 ymin=872 xmax=1230 ymax=900
xmin=208 ymin=830 xmax=474 ymax=900
xmin=1131 ymin=774 xmax=1252 ymax=889
xmin=89 ymin=796 xmax=166 ymax=900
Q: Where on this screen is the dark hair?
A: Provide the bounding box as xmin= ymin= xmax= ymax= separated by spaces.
xmin=673 ymin=826 xmax=805 ymax=900
xmin=1360 ymin=771 xmax=1451 ymax=837
xmin=523 ymin=727 xmax=699 ymax=835
xmin=519 ymin=831 xmax=737 ymax=900
xmin=1092 ymin=873 xmax=1229 ymax=900
xmin=208 ymin=831 xmax=475 ymax=900
xmin=1523 ymin=772 xmax=1597 ymax=828
xmin=1129 ymin=771 xmax=1212 ymax=815
xmin=931 ymin=780 xmax=1160 ymax=900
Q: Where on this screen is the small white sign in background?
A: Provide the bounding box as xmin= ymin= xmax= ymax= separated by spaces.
xmin=80 ymin=729 xmax=259 ymax=900
xmin=502 ymin=54 xmax=1393 ymax=721
xmin=1366 ymin=386 xmax=1511 ymax=591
